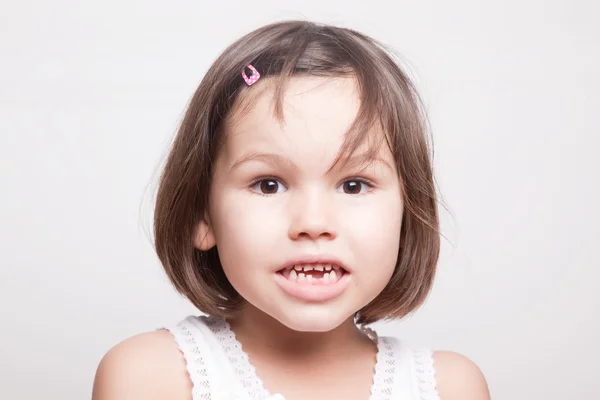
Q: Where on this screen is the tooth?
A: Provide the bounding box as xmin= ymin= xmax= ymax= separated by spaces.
xmin=330 ymin=270 xmax=337 ymax=282
xmin=325 ymin=265 xmax=332 ymax=271
xmin=303 ymin=265 xmax=314 ymax=271
xmin=314 ymin=265 xmax=324 ymax=271
xmin=306 ymin=275 xmax=313 ymax=282
xmin=323 ymin=272 xmax=330 ymax=283
xmin=298 ymin=272 xmax=306 ymax=281
xmin=289 ymin=270 xmax=297 ymax=281
xmin=294 ymin=265 xmax=302 ymax=271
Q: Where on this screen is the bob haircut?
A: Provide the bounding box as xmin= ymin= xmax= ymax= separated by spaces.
xmin=154 ymin=20 xmax=440 ymax=325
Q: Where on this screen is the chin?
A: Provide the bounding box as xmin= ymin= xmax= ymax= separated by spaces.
xmin=272 ymin=305 xmax=355 ymax=332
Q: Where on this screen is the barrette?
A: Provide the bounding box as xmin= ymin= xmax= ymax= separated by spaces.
xmin=241 ymin=64 xmax=260 ymax=86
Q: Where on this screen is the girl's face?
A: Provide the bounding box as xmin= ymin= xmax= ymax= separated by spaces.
xmin=196 ymin=77 xmax=403 ymax=332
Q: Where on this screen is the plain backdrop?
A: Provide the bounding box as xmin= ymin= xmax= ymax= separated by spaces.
xmin=1 ymin=1 xmax=599 ymax=399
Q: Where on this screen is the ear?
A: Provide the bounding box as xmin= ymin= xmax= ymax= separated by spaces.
xmin=193 ymin=214 xmax=216 ymax=251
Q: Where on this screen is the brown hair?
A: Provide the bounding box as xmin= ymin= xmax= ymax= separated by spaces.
xmin=154 ymin=20 xmax=440 ymax=325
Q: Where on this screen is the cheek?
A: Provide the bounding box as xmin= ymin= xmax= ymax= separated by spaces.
xmin=210 ymin=191 xmax=286 ymax=271
xmin=343 ymin=194 xmax=402 ymax=273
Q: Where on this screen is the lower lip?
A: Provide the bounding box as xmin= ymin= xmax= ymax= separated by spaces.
xmin=274 ymin=270 xmax=351 ymax=302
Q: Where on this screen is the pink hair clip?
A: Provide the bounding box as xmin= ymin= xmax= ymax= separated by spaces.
xmin=241 ymin=64 xmax=260 ymax=86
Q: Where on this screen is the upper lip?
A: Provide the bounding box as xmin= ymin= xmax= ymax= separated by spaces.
xmin=278 ymin=254 xmax=350 ymax=273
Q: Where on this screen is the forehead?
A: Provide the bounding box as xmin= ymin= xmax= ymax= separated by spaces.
xmin=222 ymin=77 xmax=364 ymax=157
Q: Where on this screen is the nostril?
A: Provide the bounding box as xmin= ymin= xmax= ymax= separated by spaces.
xmin=288 ymin=216 xmax=337 ymax=241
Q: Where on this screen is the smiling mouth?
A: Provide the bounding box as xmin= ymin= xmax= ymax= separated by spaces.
xmin=278 ymin=263 xmax=348 ymax=285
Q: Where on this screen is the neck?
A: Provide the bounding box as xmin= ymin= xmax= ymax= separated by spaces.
xmin=226 ymin=303 xmax=375 ymax=364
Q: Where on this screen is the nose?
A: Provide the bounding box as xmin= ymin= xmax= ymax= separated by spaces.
xmin=288 ymin=188 xmax=337 ymax=241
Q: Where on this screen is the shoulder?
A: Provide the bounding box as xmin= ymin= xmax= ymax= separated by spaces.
xmin=92 ymin=329 xmax=192 ymax=400
xmin=432 ymin=351 xmax=490 ymax=400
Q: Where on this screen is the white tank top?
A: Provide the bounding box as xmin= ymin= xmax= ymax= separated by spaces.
xmin=167 ymin=315 xmax=440 ymax=400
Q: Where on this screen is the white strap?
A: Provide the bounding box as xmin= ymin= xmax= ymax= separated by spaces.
xmin=411 ymin=348 xmax=441 ymax=400
xmin=167 ymin=316 xmax=215 ymax=399
xmin=167 ymin=316 xmax=246 ymax=400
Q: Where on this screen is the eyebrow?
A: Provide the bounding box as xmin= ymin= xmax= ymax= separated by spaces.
xmin=336 ymin=153 xmax=394 ymax=173
xmin=229 ymin=151 xmax=394 ymax=173
xmin=229 ymin=152 xmax=296 ymax=172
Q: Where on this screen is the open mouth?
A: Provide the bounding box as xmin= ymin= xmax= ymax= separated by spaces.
xmin=275 ymin=260 xmax=351 ymax=301
xmin=278 ymin=263 xmax=348 ymax=285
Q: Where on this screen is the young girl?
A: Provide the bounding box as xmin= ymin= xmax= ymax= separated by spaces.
xmin=93 ymin=21 xmax=489 ymax=400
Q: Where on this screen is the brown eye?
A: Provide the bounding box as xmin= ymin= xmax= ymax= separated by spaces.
xmin=342 ymin=180 xmax=365 ymax=194
xmin=250 ymin=178 xmax=286 ymax=195
xmin=260 ymin=180 xmax=279 ymax=194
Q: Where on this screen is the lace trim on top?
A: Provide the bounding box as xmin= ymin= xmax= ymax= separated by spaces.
xmin=368 ymin=335 xmax=398 ymax=400
xmin=412 ymin=348 xmax=441 ymax=400
xmin=168 ymin=318 xmax=212 ymax=400
xmin=204 ymin=316 xmax=271 ymax=400
xmin=205 ymin=316 xmax=397 ymax=400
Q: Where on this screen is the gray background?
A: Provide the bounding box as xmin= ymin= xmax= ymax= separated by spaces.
xmin=1 ymin=0 xmax=598 ymax=399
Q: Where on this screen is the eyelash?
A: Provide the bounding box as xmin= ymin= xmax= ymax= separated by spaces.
xmin=248 ymin=176 xmax=376 ymax=196
xmin=248 ymin=176 xmax=287 ymax=197
xmin=341 ymin=177 xmax=376 ymax=195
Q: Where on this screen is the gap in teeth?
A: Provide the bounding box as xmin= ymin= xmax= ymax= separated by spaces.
xmin=292 ymin=264 xmax=339 ymax=272
xmin=288 ymin=269 xmax=340 ymax=283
